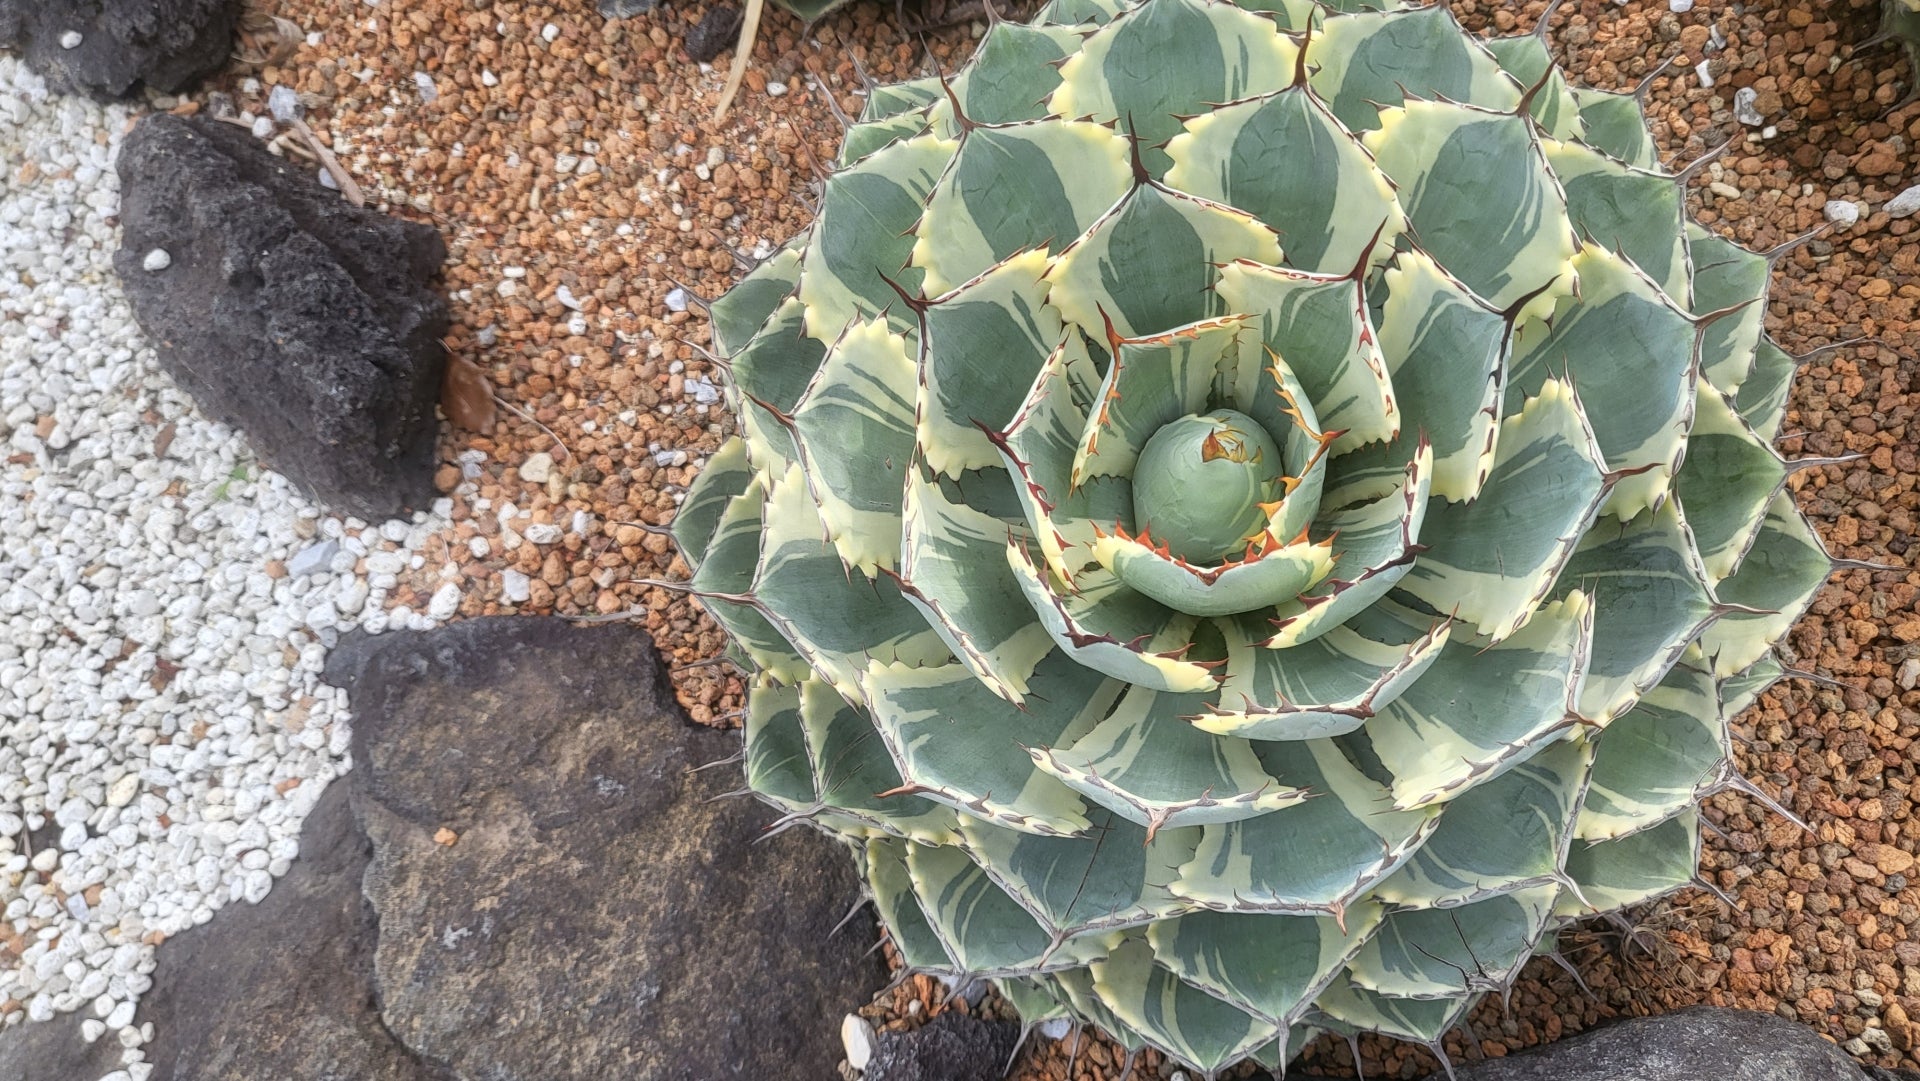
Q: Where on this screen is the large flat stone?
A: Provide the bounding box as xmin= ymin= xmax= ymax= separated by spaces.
xmin=325 ymin=616 xmax=880 ymax=1080
xmin=137 ymin=780 xmax=449 ymax=1081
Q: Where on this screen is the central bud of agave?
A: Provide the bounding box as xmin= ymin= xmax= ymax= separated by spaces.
xmin=1131 ymin=409 xmax=1285 ymax=564
xmin=675 ymin=0 xmax=1834 ymax=1073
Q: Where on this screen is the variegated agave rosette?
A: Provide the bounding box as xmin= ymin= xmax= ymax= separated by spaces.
xmin=667 ymin=0 xmax=1838 ymax=1072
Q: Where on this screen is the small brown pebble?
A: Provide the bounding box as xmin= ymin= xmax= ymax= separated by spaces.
xmin=434 ymin=827 xmax=459 ymax=847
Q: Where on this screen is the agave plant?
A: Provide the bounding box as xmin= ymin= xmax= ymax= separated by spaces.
xmin=672 ymin=0 xmax=1835 ymax=1072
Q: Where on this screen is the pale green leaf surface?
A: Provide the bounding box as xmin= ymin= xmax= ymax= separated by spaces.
xmin=1149 ymin=905 xmax=1384 ymax=1024
xmin=865 ymin=651 xmax=1115 ymax=836
xmin=867 ymin=838 xmax=960 ymax=971
xmin=1571 ymin=87 xmax=1659 ymax=170
xmin=1687 ymin=222 xmax=1769 ymax=396
xmin=744 ymin=680 xmax=816 ymax=811
xmin=1556 ymin=811 xmax=1699 ymax=917
xmin=860 ymin=77 xmax=943 ymax=123
xmin=960 ymin=807 xmax=1193 ymax=935
xmin=1347 ymin=885 xmax=1557 ymax=999
xmin=1008 ymin=546 xmax=1219 ymax=692
xmin=790 ymin=319 xmax=919 ymax=573
xmin=990 ymin=334 xmax=1131 ymax=579
xmin=1342 ymin=248 xmax=1506 ymax=503
xmin=908 ymin=841 xmax=1071 ymax=973
xmin=1046 ymin=183 xmax=1281 ymax=340
xmin=1032 ymin=684 xmax=1311 ymax=830
xmin=913 ymin=122 xmax=1132 ymax=295
xmin=690 ymin=476 xmax=811 ymax=683
xmin=1504 ymin=246 xmax=1695 ymax=518
xmin=712 ymin=243 xmax=803 ymax=357
xmin=799 ymin=134 xmax=956 ymax=339
xmin=752 ymin=467 xmax=950 ymax=698
xmin=1559 ymin=499 xmax=1716 ymax=723
xmin=1312 ymin=974 xmax=1470 ymax=1043
xmin=1364 ymin=100 xmax=1577 ymax=321
xmin=1482 ymin=34 xmax=1581 ymax=139
xmin=728 ymin=299 xmax=826 ymax=478
xmin=1215 ymin=261 xmax=1398 ymax=454
xmin=1164 ymin=86 xmax=1406 ymax=275
xmin=917 ymin=251 xmax=1068 ymax=476
xmin=1093 ymin=938 xmax=1283 ymax=1072
xmin=1195 ymin=610 xmax=1449 ymax=740
xmin=801 ymin=679 xmax=962 ymax=842
xmin=1173 ymin=740 xmax=1440 ymax=912
xmin=672 ymin=436 xmax=753 ymax=573
xmin=1352 ymin=592 xmax=1591 ymax=810
xmin=1308 ymin=7 xmax=1520 ymax=133
xmin=1673 ymin=379 xmax=1784 ymax=583
xmin=1372 ymin=736 xmax=1590 ymax=907
xmin=1735 ymin=339 xmax=1798 ymax=441
xmin=1403 ymin=380 xmax=1607 ymax=641
xmin=840 ymin=113 xmax=933 ymax=166
xmin=1073 ymin=315 xmax=1251 ymax=484
xmin=1267 ymin=442 xmax=1432 ymax=647
xmin=1576 ymin=664 xmax=1726 ymax=841
xmin=930 ymin=23 xmax=1082 ymax=130
xmin=1694 ymin=491 xmax=1830 ymax=677
xmin=1543 ymin=138 xmax=1689 ymax=300
xmin=1093 ymin=529 xmax=1336 ymax=617
xmin=1049 ymin=0 xmax=1297 ymax=175
xmin=899 ymin=468 xmax=1057 ymax=701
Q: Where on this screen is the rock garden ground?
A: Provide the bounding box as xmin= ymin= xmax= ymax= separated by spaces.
xmin=3 ymin=0 xmax=1919 ymax=1078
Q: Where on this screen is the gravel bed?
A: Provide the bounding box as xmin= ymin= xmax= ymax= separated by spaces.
xmin=0 ymin=54 xmax=448 ymax=1079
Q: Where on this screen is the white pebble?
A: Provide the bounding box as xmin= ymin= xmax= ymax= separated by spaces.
xmin=520 ymin=452 xmax=554 ymax=483
xmin=267 ymin=85 xmax=302 ymax=122
xmin=1038 ymin=1017 xmax=1073 ymax=1040
xmin=1886 ymin=184 xmax=1920 ymax=219
xmin=664 ymin=287 xmax=689 ymax=312
xmin=427 ymin=582 xmax=461 ymax=620
xmin=60 ymin=30 xmax=84 ymax=49
xmin=522 ymin=522 xmax=563 ymax=545
xmin=500 ymin=569 xmax=531 ymax=604
xmin=1668 ymin=0 xmax=1692 ymax=10
xmin=1825 ymin=199 xmax=1861 ymax=227
xmin=0 ymin=52 xmax=448 ymax=1065
xmin=1695 ymin=59 xmax=1715 ymax=88
xmin=841 ymin=1015 xmax=874 ymax=1071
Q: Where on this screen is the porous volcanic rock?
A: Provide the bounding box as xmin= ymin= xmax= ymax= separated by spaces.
xmin=324 ymin=616 xmax=881 ymax=1081
xmin=1413 ymin=1006 xmax=1904 ymax=1081
xmin=865 ymin=1012 xmax=1025 ymax=1081
xmin=0 ymin=0 xmax=240 ymax=100
xmin=114 ymin=113 xmax=448 ymax=521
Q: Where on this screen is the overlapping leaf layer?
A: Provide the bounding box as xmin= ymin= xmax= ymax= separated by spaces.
xmin=676 ymin=0 xmax=1834 ymax=1071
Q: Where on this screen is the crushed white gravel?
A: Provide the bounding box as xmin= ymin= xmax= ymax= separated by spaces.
xmin=1 ymin=56 xmax=451 ymax=1076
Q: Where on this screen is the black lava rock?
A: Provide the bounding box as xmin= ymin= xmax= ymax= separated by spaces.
xmin=1415 ymin=1006 xmax=1902 ymax=1081
xmin=684 ymin=4 xmax=745 ymax=63
xmin=0 ymin=0 xmax=241 ymax=100
xmin=114 ymin=113 xmax=449 ymax=521
xmin=865 ymin=1012 xmax=1023 ymax=1081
